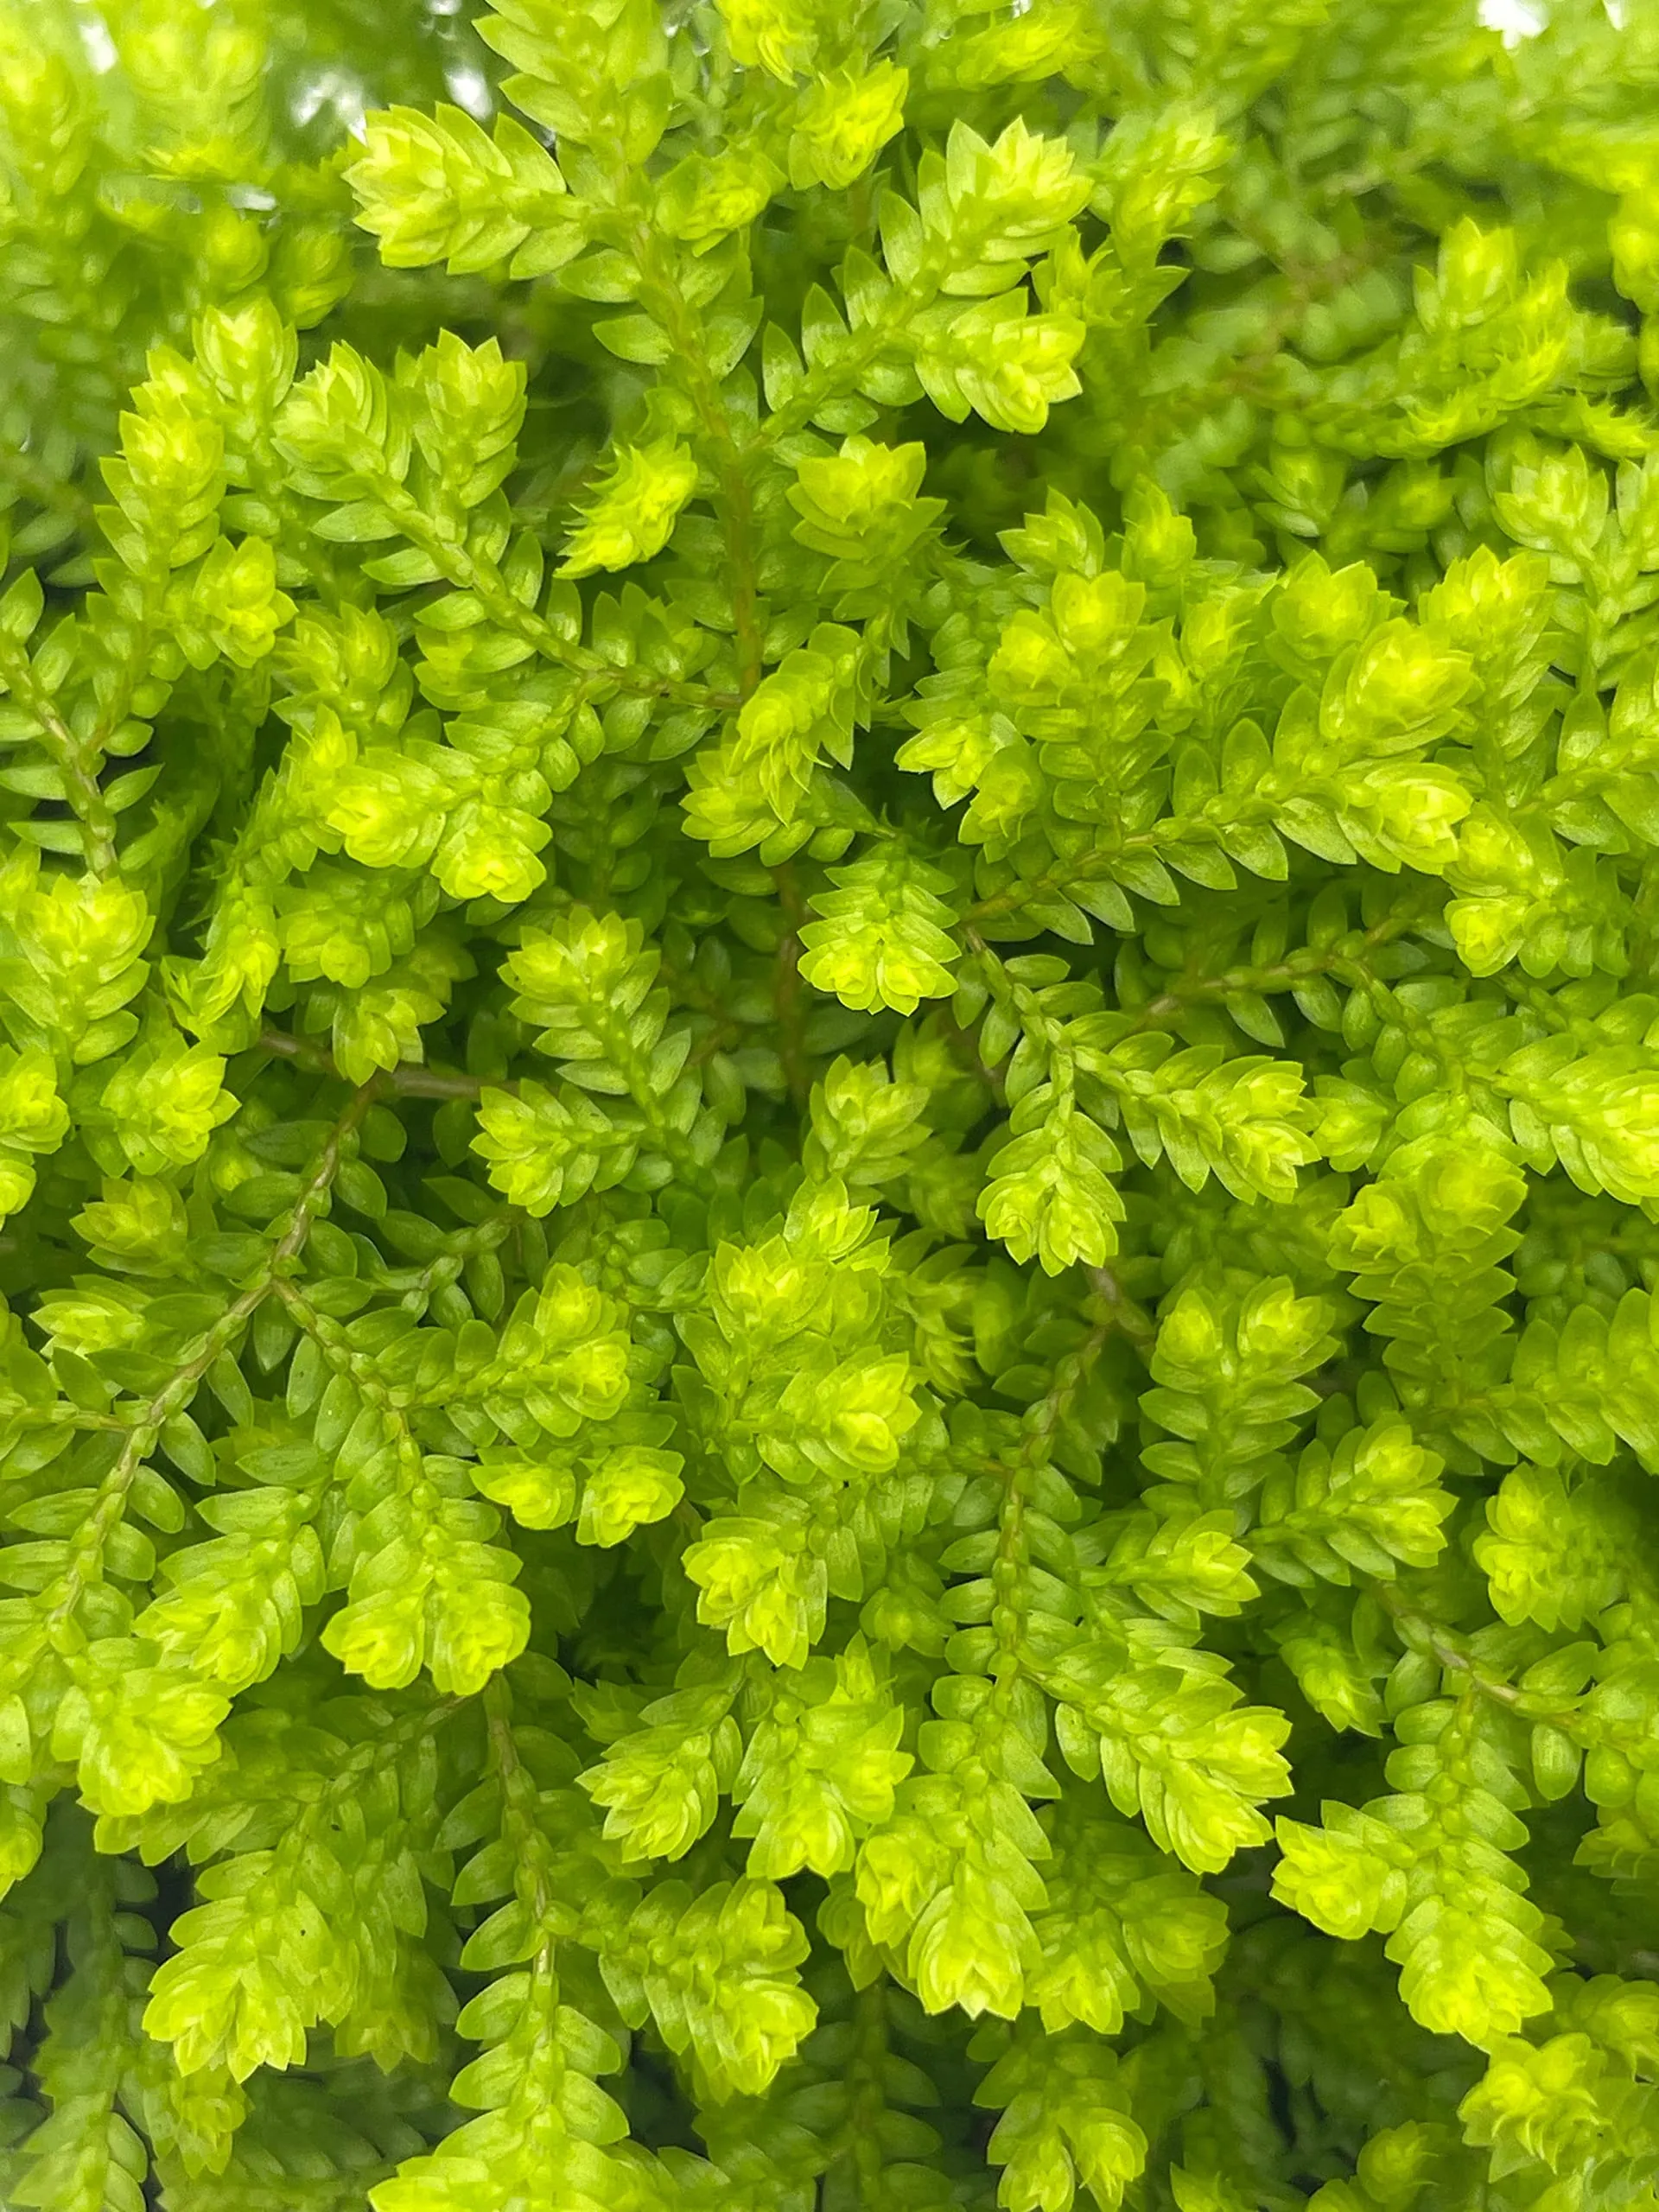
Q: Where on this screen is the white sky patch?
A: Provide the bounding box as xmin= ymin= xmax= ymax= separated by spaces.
xmin=1478 ymin=0 xmax=1547 ymax=38
xmin=446 ymin=64 xmax=493 ymax=119
xmin=292 ymin=67 xmax=368 ymax=139
xmin=77 ymin=11 xmax=118 ymax=72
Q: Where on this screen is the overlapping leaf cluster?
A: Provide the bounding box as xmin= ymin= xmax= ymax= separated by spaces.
xmin=2 ymin=0 xmax=1659 ymax=2205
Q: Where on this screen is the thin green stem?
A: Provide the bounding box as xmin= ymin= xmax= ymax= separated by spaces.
xmin=43 ymin=1084 xmax=377 ymax=1637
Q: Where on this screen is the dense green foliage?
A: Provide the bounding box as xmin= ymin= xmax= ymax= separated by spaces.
xmin=3 ymin=0 xmax=1659 ymax=2204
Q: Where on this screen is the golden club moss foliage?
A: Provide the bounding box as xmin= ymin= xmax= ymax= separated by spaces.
xmin=3 ymin=0 xmax=1659 ymax=2206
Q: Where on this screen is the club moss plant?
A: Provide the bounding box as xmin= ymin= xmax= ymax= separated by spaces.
xmin=1 ymin=0 xmax=1658 ymax=2205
